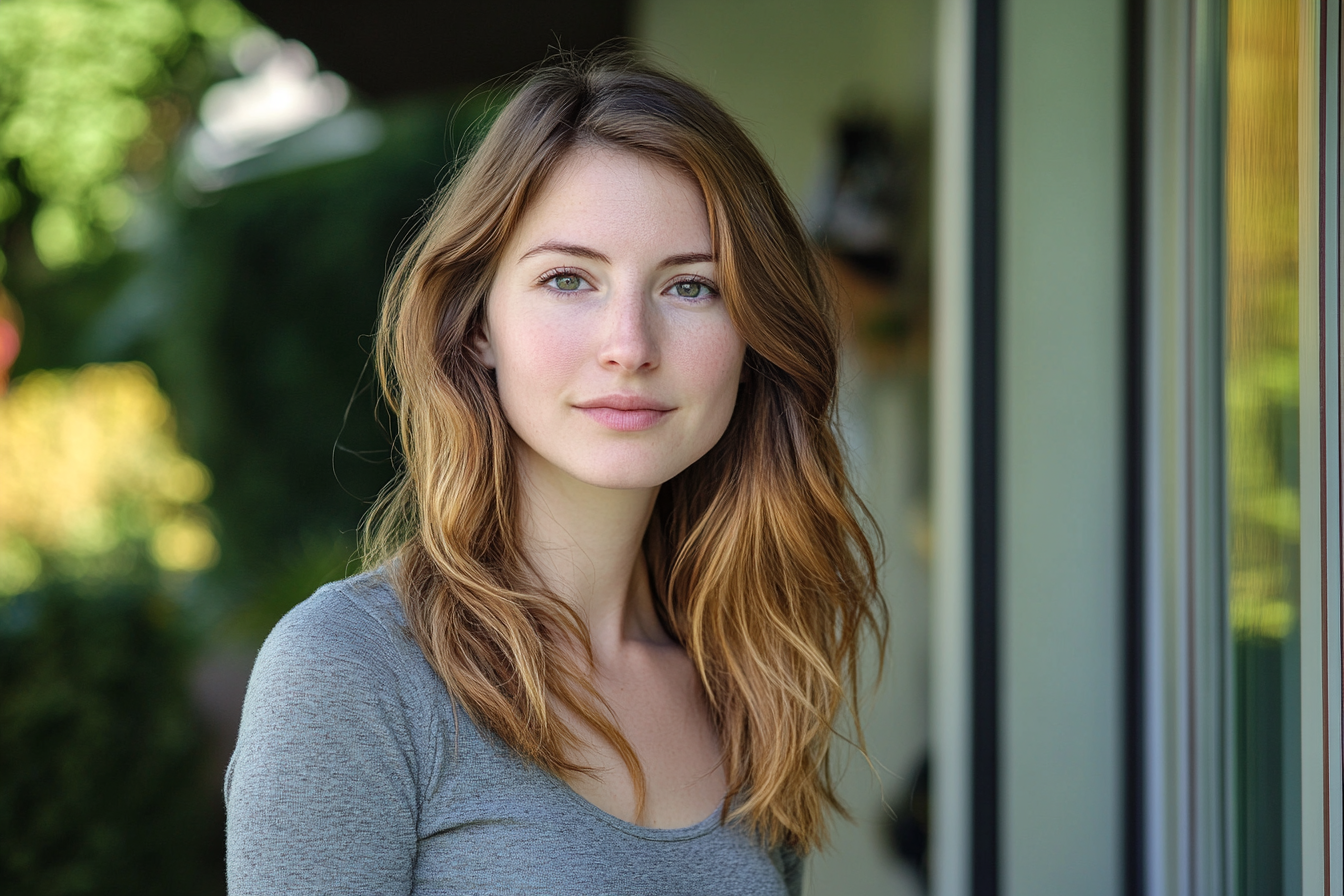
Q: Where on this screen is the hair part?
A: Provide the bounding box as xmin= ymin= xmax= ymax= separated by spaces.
xmin=361 ymin=52 xmax=886 ymax=852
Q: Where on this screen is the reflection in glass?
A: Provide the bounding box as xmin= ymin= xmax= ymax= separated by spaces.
xmin=1225 ymin=0 xmax=1301 ymax=892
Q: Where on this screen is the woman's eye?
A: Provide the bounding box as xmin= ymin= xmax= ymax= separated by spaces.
xmin=671 ymin=280 xmax=714 ymax=300
xmin=549 ymin=273 xmax=585 ymax=291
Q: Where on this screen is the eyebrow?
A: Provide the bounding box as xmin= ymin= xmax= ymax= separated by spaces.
xmin=661 ymin=251 xmax=715 ymax=267
xmin=517 ymin=241 xmax=714 ymax=268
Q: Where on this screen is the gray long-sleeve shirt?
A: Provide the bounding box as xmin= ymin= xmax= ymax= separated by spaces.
xmin=225 ymin=571 xmax=802 ymax=895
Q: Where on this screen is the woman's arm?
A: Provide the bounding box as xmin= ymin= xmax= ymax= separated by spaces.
xmin=225 ymin=587 xmax=421 ymax=895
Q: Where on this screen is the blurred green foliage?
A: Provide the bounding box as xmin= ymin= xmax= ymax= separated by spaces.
xmin=0 ymin=0 xmax=249 ymax=272
xmin=136 ymin=97 xmax=489 ymax=640
xmin=8 ymin=68 xmax=493 ymax=644
xmin=1225 ymin=0 xmax=1300 ymax=642
xmin=0 ymin=583 xmax=218 ymax=895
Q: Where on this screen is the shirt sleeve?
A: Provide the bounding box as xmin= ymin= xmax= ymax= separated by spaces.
xmin=225 ymin=588 xmax=421 ymax=895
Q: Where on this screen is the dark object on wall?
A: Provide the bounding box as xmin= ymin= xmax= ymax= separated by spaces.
xmin=811 ymin=112 xmax=930 ymax=371
xmin=242 ymin=0 xmax=630 ymax=99
xmin=813 ymin=115 xmax=911 ymax=286
xmin=0 ymin=585 xmax=218 ymax=895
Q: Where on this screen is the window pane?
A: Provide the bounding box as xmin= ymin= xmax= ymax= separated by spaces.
xmin=1225 ymin=1 xmax=1302 ymax=892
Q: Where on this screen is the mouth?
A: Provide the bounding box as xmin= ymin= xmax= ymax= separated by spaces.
xmin=574 ymin=394 xmax=675 ymax=412
xmin=574 ymin=394 xmax=675 ymax=432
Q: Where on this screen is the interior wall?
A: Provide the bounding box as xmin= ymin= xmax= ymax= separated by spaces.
xmin=632 ymin=3 xmax=936 ymax=895
xmin=999 ymin=0 xmax=1125 ymax=892
xmin=632 ymin=0 xmax=934 ymax=211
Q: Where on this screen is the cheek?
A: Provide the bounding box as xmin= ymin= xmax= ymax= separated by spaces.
xmin=497 ymin=324 xmax=583 ymax=377
xmin=489 ymin=312 xmax=587 ymax=416
xmin=675 ymin=321 xmax=746 ymax=411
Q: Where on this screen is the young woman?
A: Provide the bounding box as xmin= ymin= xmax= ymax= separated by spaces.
xmin=226 ymin=57 xmax=885 ymax=895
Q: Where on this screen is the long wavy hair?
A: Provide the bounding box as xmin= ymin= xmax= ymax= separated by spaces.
xmin=361 ymin=54 xmax=886 ymax=852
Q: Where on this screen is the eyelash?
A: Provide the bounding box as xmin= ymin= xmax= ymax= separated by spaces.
xmin=537 ymin=267 xmax=591 ymax=294
xmin=667 ymin=275 xmax=719 ymax=302
xmin=535 ymin=268 xmax=720 ymax=302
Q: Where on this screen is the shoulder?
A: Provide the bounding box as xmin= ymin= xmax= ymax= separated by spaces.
xmin=241 ymin=569 xmax=444 ymax=749
xmin=253 ymin=569 xmax=439 ymax=693
xmin=227 ymin=571 xmax=434 ymax=892
xmin=229 ymin=569 xmax=449 ymax=795
xmin=262 ymin=568 xmax=410 ymax=665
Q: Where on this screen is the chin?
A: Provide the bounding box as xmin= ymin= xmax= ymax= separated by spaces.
xmin=567 ymin=462 xmax=684 ymax=492
xmin=514 ymin=433 xmax=717 ymax=493
xmin=554 ymin=446 xmax=702 ymax=491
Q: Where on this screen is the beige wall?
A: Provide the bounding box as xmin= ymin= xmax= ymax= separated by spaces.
xmin=633 ymin=0 xmax=933 ymax=212
xmin=999 ymin=0 xmax=1125 ymax=892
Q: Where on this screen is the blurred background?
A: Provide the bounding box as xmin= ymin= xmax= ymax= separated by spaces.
xmin=0 ymin=1 xmax=934 ymax=893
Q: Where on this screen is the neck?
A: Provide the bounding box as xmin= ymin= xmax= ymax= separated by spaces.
xmin=513 ymin=440 xmax=668 ymax=653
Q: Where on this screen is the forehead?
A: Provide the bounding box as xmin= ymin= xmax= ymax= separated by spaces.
xmin=506 ymin=145 xmax=712 ymax=255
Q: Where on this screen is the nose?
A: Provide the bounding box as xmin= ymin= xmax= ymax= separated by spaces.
xmin=598 ymin=286 xmax=659 ymax=372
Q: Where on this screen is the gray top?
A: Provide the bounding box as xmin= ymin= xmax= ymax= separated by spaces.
xmin=225 ymin=572 xmax=802 ymax=895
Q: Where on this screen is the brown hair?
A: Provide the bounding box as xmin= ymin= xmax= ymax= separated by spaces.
xmin=362 ymin=54 xmax=885 ymax=852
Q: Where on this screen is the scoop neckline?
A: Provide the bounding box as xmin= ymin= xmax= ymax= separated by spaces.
xmin=539 ymin=766 xmax=727 ymax=842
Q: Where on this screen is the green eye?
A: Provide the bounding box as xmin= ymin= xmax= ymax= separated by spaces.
xmin=552 ymin=274 xmax=583 ymax=291
xmin=673 ymin=281 xmax=710 ymax=299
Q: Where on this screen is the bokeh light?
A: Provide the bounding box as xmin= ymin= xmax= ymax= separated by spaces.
xmin=0 ymin=362 xmax=219 ymax=595
xmin=0 ymin=0 xmax=250 ymax=270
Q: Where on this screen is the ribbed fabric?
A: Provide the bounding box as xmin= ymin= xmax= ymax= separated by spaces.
xmin=226 ymin=572 xmax=802 ymax=896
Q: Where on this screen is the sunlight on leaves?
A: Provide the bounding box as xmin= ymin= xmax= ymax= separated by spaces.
xmin=1225 ymin=0 xmax=1299 ymax=642
xmin=0 ymin=362 xmax=219 ymax=595
xmin=0 ymin=0 xmax=250 ymax=270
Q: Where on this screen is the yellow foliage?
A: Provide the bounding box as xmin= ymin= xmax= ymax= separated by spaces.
xmin=150 ymin=515 xmax=218 ymax=571
xmin=0 ymin=362 xmax=218 ymax=594
xmin=1225 ymin=0 xmax=1300 ymax=641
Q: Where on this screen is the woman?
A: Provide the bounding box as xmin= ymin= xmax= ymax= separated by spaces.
xmin=226 ymin=56 xmax=885 ymax=895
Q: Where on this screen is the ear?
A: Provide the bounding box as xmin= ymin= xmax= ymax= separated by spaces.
xmin=471 ymin=318 xmax=497 ymax=369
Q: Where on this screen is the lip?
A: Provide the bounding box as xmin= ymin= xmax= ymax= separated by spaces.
xmin=573 ymin=394 xmax=675 ymax=432
xmin=573 ymin=394 xmax=675 ymax=412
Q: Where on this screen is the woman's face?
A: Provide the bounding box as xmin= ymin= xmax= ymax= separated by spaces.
xmin=477 ymin=145 xmax=746 ymax=492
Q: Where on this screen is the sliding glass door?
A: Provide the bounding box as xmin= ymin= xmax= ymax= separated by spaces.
xmin=1225 ymin=0 xmax=1302 ymax=891
xmin=1144 ymin=0 xmax=1341 ymax=891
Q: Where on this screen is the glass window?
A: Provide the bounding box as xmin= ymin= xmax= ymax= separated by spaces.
xmin=1225 ymin=0 xmax=1302 ymax=891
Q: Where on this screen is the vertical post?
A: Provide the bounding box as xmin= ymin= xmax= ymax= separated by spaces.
xmin=1123 ymin=0 xmax=1150 ymax=892
xmin=970 ymin=0 xmax=1002 ymax=892
xmin=932 ymin=0 xmax=975 ymax=891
